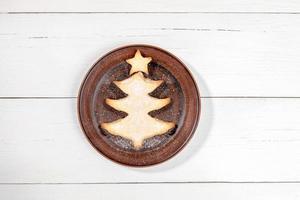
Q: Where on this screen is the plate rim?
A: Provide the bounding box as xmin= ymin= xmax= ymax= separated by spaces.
xmin=77 ymin=44 xmax=201 ymax=167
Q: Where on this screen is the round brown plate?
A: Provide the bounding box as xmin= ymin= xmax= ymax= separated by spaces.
xmin=78 ymin=44 xmax=200 ymax=166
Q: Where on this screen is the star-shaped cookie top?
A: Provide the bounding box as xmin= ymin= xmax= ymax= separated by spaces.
xmin=126 ymin=50 xmax=152 ymax=75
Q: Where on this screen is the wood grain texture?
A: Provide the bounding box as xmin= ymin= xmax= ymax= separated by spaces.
xmin=0 ymin=98 xmax=300 ymax=183
xmin=1 ymin=0 xmax=300 ymax=197
xmin=1 ymin=183 xmax=300 ymax=200
xmin=1 ymin=0 xmax=300 ymax=12
xmin=1 ymin=14 xmax=300 ymax=97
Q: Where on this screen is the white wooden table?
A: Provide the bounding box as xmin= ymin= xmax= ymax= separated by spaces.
xmin=1 ymin=0 xmax=300 ymax=199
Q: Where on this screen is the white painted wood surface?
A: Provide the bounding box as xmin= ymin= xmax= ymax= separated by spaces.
xmin=1 ymin=98 xmax=300 ymax=183
xmin=0 ymin=0 xmax=300 ymax=199
xmin=1 ymin=14 xmax=300 ymax=97
xmin=0 ymin=184 xmax=300 ymax=200
xmin=1 ymin=0 xmax=300 ymax=12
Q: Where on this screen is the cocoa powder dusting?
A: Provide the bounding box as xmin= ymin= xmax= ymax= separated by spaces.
xmin=92 ymin=60 xmax=184 ymax=152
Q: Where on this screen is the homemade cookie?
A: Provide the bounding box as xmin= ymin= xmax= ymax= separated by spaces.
xmin=101 ymin=50 xmax=175 ymax=149
xmin=126 ymin=50 xmax=152 ymax=75
xmin=101 ymin=71 xmax=175 ymax=149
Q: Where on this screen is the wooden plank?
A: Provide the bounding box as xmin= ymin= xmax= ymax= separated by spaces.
xmin=1 ymin=14 xmax=300 ymax=97
xmin=0 ymin=98 xmax=300 ymax=183
xmin=1 ymin=0 xmax=300 ymax=12
xmin=0 ymin=183 xmax=300 ymax=200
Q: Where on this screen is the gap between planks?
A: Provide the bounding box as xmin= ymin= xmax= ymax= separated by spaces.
xmin=0 ymin=181 xmax=300 ymax=185
xmin=1 ymin=12 xmax=300 ymax=14
xmin=1 ymin=97 xmax=300 ymax=99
